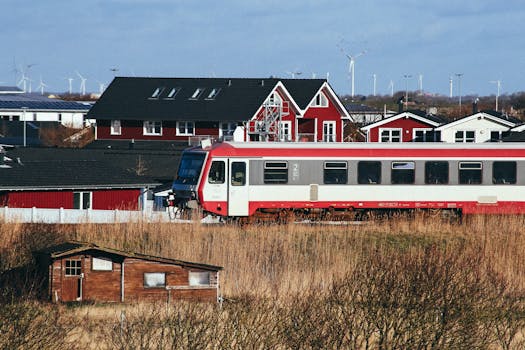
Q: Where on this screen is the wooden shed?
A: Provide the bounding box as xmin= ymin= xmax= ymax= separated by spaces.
xmin=34 ymin=242 xmax=223 ymax=303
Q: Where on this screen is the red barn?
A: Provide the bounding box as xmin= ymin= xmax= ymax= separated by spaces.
xmin=34 ymin=242 xmax=223 ymax=303
xmin=88 ymin=77 xmax=351 ymax=144
xmin=360 ymin=110 xmax=445 ymax=142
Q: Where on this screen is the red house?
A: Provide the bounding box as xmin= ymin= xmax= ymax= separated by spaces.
xmin=360 ymin=110 xmax=446 ymax=142
xmin=0 ymin=158 xmax=158 ymax=210
xmin=34 ymin=242 xmax=222 ymax=303
xmin=88 ymin=77 xmax=351 ymax=143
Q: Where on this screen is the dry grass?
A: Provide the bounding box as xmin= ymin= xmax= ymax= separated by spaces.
xmin=2 ymin=214 xmax=525 ymax=348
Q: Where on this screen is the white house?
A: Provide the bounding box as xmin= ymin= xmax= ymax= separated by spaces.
xmin=435 ymin=111 xmax=522 ymax=143
xmin=0 ymin=87 xmax=92 ymax=128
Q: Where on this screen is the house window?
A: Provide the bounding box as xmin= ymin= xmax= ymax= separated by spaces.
xmin=455 ymin=131 xmax=475 ymax=143
xmin=92 ymin=257 xmax=112 ymax=271
xmin=323 ymin=121 xmax=336 ymax=142
xmin=189 ymin=88 xmax=204 ymax=100
xmin=165 ymin=87 xmax=180 ymax=99
xmin=323 ymin=162 xmax=347 ymax=184
xmin=264 ymin=161 xmax=288 ymax=184
xmin=391 ymin=161 xmax=415 ymax=184
xmin=311 ymin=92 xmax=328 ymax=107
xmin=208 ymin=161 xmax=225 ymax=184
xmin=425 ymin=161 xmax=449 ymax=184
xmin=176 ymin=121 xmax=195 ymax=136
xmin=73 ymin=192 xmax=92 ymax=209
xmin=206 ymin=88 xmax=221 ymax=100
xmin=110 ymin=120 xmax=121 ymax=135
xmin=144 ymin=272 xmax=166 ymax=288
xmin=189 ymin=271 xmax=211 ymax=286
xmin=219 ymin=122 xmax=237 ymax=139
xmin=231 ymin=162 xmax=246 ymax=186
xmin=358 ymin=161 xmax=381 ymax=184
xmin=380 ymin=128 xmax=402 ymax=142
xmin=459 ymin=162 xmax=482 ymax=184
xmin=65 ymin=259 xmax=82 ymax=276
xmin=493 ymin=161 xmax=516 ymax=184
xmin=143 ymin=121 xmax=162 ymax=136
xmin=266 ymin=92 xmax=282 ymax=106
xmin=413 ymin=128 xmax=433 ymax=142
xmin=150 ymin=87 xmax=164 ymax=99
xmin=279 ymin=121 xmax=292 ymax=141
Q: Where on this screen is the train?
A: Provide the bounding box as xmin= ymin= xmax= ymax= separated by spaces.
xmin=171 ymin=141 xmax=525 ymax=221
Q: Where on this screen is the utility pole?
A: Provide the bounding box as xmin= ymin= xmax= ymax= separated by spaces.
xmin=403 ymin=74 xmax=412 ymax=111
xmin=455 ymin=73 xmax=463 ymax=116
xmin=490 ymin=80 xmax=501 ymax=111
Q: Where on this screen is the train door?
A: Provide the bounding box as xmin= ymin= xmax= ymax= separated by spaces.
xmin=206 ymin=159 xmax=228 ymax=215
xmin=228 ymin=160 xmax=249 ymax=216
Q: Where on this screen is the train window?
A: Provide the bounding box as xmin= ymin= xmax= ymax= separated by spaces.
xmin=425 ymin=161 xmax=449 ymax=184
xmin=358 ymin=161 xmax=381 ymax=184
xmin=493 ymin=161 xmax=516 ymax=184
xmin=231 ymin=162 xmax=246 ymax=186
xmin=391 ymin=162 xmax=415 ymax=184
xmin=323 ymin=162 xmax=348 ymax=184
xmin=459 ymin=162 xmax=482 ymax=184
xmin=208 ymin=161 xmax=225 ymax=184
xmin=264 ymin=161 xmax=288 ymax=184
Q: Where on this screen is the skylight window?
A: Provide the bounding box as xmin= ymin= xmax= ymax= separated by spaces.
xmin=165 ymin=87 xmax=180 ymax=99
xmin=189 ymin=88 xmax=204 ymax=100
xmin=206 ymin=88 xmax=221 ymax=100
xmin=150 ymin=87 xmax=164 ymax=99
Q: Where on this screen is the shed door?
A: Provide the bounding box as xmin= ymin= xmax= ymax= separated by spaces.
xmin=62 ymin=258 xmax=83 ymax=302
xmin=228 ymin=161 xmax=249 ymax=216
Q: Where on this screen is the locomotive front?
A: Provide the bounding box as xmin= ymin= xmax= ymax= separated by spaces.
xmin=171 ymin=150 xmax=207 ymax=212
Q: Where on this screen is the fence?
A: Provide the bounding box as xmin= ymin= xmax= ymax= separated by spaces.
xmin=0 ymin=207 xmax=175 ymax=224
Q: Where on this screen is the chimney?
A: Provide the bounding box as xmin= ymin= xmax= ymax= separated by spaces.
xmin=472 ymin=98 xmax=479 ymax=114
xmin=227 ymin=79 xmax=232 ymax=86
xmin=398 ymin=100 xmax=404 ymax=113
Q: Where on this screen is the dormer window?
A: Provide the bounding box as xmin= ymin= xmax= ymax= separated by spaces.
xmin=311 ymin=92 xmax=328 ymax=107
xmin=206 ymin=88 xmax=221 ymax=100
xmin=165 ymin=87 xmax=180 ymax=99
xmin=189 ymin=88 xmax=204 ymax=100
xmin=150 ymin=87 xmax=164 ymax=99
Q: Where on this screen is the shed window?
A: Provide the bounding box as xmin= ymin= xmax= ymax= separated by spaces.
xmin=264 ymin=162 xmax=288 ymax=184
xmin=65 ymin=259 xmax=82 ymax=276
xmin=493 ymin=161 xmax=516 ymax=184
xmin=425 ymin=161 xmax=449 ymax=184
xmin=391 ymin=161 xmax=415 ymax=184
xmin=459 ymin=162 xmax=482 ymax=184
xmin=323 ymin=162 xmax=347 ymax=184
xmin=358 ymin=161 xmax=381 ymax=184
xmin=144 ymin=272 xmax=166 ymax=288
xmin=92 ymin=257 xmax=112 ymax=271
xmin=189 ymin=271 xmax=210 ymax=286
xmin=73 ymin=192 xmax=91 ymax=209
xmin=208 ymin=161 xmax=225 ymax=184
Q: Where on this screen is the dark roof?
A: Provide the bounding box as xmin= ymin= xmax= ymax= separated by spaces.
xmin=344 ymin=103 xmax=382 ymax=112
xmin=88 ymin=77 xmax=326 ymax=122
xmin=35 ymin=241 xmax=223 ymax=271
xmin=0 ymin=157 xmax=159 ymax=190
xmin=84 ymin=139 xmax=188 ymax=151
xmin=480 ymin=110 xmax=523 ymax=125
xmin=501 ymin=131 xmax=525 ymax=142
xmin=0 ymin=92 xmax=91 ymax=111
xmin=5 ymin=145 xmax=182 ymax=184
xmin=0 ymin=86 xmax=23 ymax=93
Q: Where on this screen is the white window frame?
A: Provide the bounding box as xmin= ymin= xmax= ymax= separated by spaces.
xmin=412 ymin=128 xmax=432 ymax=142
xmin=279 ymin=121 xmax=292 ymax=141
xmin=110 ymin=120 xmax=121 ymax=135
xmin=143 ymin=121 xmax=162 ymax=136
xmin=73 ymin=191 xmax=92 ymax=210
xmin=379 ymin=128 xmax=402 ymax=143
xmin=310 ymin=92 xmax=329 ymax=107
xmin=323 ymin=121 xmax=336 ymax=142
xmin=455 ymin=130 xmax=475 ymax=143
xmin=176 ymin=121 xmax=195 ymax=136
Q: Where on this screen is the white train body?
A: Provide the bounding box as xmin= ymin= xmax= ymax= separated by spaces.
xmin=172 ymin=142 xmax=525 ymax=217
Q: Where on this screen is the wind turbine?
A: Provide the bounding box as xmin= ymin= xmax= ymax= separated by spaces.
xmin=37 ymin=76 xmax=48 ymax=95
xmin=65 ymin=77 xmax=74 ymax=94
xmin=387 ymin=80 xmax=394 ymax=97
xmin=490 ymin=80 xmax=502 ymax=111
xmin=76 ymin=71 xmax=87 ymax=95
xmin=17 ymin=72 xmax=28 ymax=92
xmin=449 ymin=76 xmax=453 ymax=98
xmin=97 ymin=81 xmax=106 ymax=94
xmin=340 ymin=47 xmax=366 ymax=98
xmin=418 ymin=74 xmax=423 ymax=95
xmin=285 ymin=70 xmax=302 ymax=79
xmin=372 ymin=73 xmax=377 ymax=96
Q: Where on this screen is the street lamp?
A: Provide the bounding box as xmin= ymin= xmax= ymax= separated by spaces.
xmin=403 ymin=74 xmax=412 ymax=110
xmin=22 ymin=107 xmax=28 ymax=147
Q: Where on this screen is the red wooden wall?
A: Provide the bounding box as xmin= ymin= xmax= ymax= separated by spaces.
xmin=366 ymin=118 xmax=435 ymax=142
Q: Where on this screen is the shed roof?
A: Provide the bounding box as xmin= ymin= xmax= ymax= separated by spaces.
xmin=87 ymin=77 xmax=327 ymax=122
xmin=36 ymin=241 xmax=223 ymax=271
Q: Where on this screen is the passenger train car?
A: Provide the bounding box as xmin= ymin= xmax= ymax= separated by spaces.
xmin=172 ymin=141 xmax=525 ymax=220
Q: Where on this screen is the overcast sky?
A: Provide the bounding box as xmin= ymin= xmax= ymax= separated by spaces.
xmin=1 ymin=0 xmax=524 ymax=97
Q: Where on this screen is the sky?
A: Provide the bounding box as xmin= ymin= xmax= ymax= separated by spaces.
xmin=1 ymin=0 xmax=524 ymax=97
